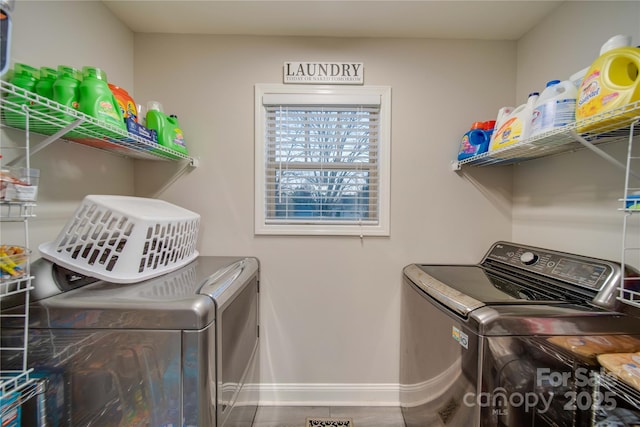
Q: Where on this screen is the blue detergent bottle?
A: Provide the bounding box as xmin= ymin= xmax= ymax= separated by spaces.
xmin=457 ymin=121 xmax=492 ymax=161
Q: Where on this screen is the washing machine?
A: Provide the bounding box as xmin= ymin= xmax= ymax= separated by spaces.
xmin=401 ymin=241 xmax=640 ymax=427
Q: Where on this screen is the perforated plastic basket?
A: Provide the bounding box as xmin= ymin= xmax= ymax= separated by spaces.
xmin=39 ymin=195 xmax=200 ymax=283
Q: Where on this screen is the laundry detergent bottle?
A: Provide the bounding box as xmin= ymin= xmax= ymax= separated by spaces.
xmin=530 ymin=79 xmax=577 ymax=137
xmin=77 ymin=66 xmax=126 ymax=131
xmin=146 ymin=101 xmax=189 ymax=158
xmin=34 ymin=66 xmax=57 ymax=100
xmin=490 ymin=92 xmax=539 ymax=151
xmin=52 ymin=65 xmax=81 ymax=122
xmin=108 ymin=83 xmax=138 ymax=123
xmin=457 ymin=121 xmax=491 ymax=161
xmin=4 ymin=63 xmax=39 ymax=129
xmin=575 ymin=45 xmax=640 ymax=132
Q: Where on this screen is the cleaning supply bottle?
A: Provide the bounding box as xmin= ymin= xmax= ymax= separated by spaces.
xmin=4 ymin=63 xmax=39 ymax=129
xmin=490 ymin=92 xmax=539 ymax=151
xmin=146 ymin=102 xmax=188 ymax=158
xmin=489 ymin=106 xmax=513 ymax=145
xmin=52 ymin=65 xmax=81 ymax=122
xmin=570 ymin=35 xmax=632 ymax=89
xmin=108 ymin=83 xmax=138 ymax=123
xmin=31 ymin=66 xmax=59 ymax=128
xmin=77 ymin=66 xmax=126 ymax=131
xmin=166 ymin=115 xmax=188 ymax=156
xmin=576 ymin=45 xmax=640 ymax=132
xmin=457 ymin=121 xmax=491 ymax=161
xmin=34 ymin=66 xmax=57 ymax=100
xmin=530 ymin=80 xmax=577 ymax=137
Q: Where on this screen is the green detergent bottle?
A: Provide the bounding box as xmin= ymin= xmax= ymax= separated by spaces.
xmin=146 ymin=102 xmax=189 ymax=158
xmin=4 ymin=63 xmax=39 ymax=129
xmin=30 ymin=66 xmax=58 ymax=132
xmin=34 ymin=66 xmax=57 ymax=99
xmin=52 ymin=65 xmax=81 ymax=124
xmin=77 ymin=66 xmax=126 ymax=133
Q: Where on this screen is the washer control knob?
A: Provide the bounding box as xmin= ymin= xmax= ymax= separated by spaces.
xmin=520 ymin=251 xmax=539 ymax=265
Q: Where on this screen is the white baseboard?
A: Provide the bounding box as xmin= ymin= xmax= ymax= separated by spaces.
xmin=257 ymin=383 xmax=400 ymax=406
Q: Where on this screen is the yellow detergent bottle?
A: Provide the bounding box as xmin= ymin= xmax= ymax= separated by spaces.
xmin=575 ymin=46 xmax=640 ymax=132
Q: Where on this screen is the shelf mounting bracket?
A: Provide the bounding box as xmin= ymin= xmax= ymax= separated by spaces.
xmin=150 ymin=157 xmax=200 ymax=198
xmin=6 ymin=118 xmax=85 ymax=167
xmin=570 ymin=131 xmax=640 ymax=181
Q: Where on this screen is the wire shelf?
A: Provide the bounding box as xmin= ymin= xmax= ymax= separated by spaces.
xmin=0 ymin=202 xmax=36 ymax=221
xmin=0 ymin=80 xmax=194 ymax=163
xmin=453 ymin=100 xmax=640 ymax=169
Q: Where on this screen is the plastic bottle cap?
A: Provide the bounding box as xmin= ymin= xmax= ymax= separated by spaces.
xmin=147 ymin=101 xmax=164 ymax=112
xmin=13 ymin=63 xmax=39 ymax=78
xmin=600 ymin=34 xmax=632 ymax=55
xmin=482 ymin=120 xmax=496 ymax=130
xmin=39 ymin=67 xmax=57 ymax=79
xmin=82 ymin=66 xmax=107 ymax=81
xmin=57 ymin=65 xmax=81 ymax=80
xmin=546 ymin=80 xmax=561 ymax=87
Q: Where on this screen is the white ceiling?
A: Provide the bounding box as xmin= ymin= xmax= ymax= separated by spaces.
xmin=101 ymin=0 xmax=564 ymax=40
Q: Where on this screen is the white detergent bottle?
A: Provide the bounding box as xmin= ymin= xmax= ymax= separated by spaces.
xmin=489 ymin=106 xmax=513 ymax=148
xmin=530 ymin=79 xmax=578 ymax=137
xmin=490 ymin=92 xmax=538 ymax=151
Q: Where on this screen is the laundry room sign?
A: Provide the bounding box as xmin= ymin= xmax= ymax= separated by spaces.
xmin=283 ymin=62 xmax=364 ymax=84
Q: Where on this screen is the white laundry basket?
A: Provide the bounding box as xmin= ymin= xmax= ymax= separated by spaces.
xmin=39 ymin=195 xmax=200 ymax=283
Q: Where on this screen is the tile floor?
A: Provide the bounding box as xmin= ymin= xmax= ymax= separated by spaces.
xmin=251 ymin=406 xmax=405 ymax=427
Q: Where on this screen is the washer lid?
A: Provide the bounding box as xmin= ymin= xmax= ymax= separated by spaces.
xmin=404 ymin=264 xmax=581 ymax=317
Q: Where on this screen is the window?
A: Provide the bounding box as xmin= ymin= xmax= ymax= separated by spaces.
xmin=255 ymin=84 xmax=391 ymax=236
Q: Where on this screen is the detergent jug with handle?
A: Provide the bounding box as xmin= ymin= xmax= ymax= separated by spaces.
xmin=52 ymin=65 xmax=81 ymax=123
xmin=575 ymin=45 xmax=640 ymax=132
xmin=490 ymin=92 xmax=539 ymax=151
xmin=457 ymin=121 xmax=495 ymax=161
xmin=146 ymin=102 xmax=189 ymax=158
xmin=4 ymin=63 xmax=39 ymax=129
xmin=530 ymin=79 xmax=577 ymax=137
xmin=78 ymin=66 xmax=126 ymax=131
xmin=108 ymin=83 xmax=138 ymax=123
xmin=34 ymin=66 xmax=57 ymax=100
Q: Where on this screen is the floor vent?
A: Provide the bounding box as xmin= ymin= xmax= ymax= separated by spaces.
xmin=306 ymin=417 xmax=354 ymax=427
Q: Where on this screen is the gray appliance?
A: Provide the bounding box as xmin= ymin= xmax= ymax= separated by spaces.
xmin=401 ymin=241 xmax=640 ymax=427
xmin=1 ymin=255 xmax=260 ymax=426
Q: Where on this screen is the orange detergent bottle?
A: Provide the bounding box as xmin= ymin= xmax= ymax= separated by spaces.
xmin=575 ymin=46 xmax=640 ymax=132
xmin=108 ymin=83 xmax=138 ymax=122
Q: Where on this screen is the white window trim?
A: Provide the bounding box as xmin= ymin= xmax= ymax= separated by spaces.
xmin=254 ymin=84 xmax=391 ymax=236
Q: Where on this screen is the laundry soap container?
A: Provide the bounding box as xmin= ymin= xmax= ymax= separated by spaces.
xmin=530 ymin=80 xmax=577 ymax=137
xmin=146 ymin=101 xmax=189 ymax=158
xmin=78 ymin=66 xmax=126 ymax=132
xmin=4 ymin=63 xmax=39 ymax=129
xmin=490 ymin=92 xmax=539 ymax=151
xmin=34 ymin=66 xmax=57 ymax=100
xmin=457 ymin=121 xmax=494 ymax=161
xmin=576 ymin=45 xmax=640 ymax=132
xmin=108 ymin=83 xmax=137 ymax=123
xmin=52 ymin=65 xmax=81 ymax=123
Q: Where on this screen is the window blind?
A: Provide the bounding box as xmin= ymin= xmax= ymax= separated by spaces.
xmin=263 ymin=103 xmax=381 ymax=225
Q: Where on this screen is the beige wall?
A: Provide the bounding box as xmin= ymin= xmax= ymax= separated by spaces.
xmin=513 ymin=1 xmax=640 ymax=263
xmin=2 ymin=1 xmax=136 ymax=247
xmin=132 ymin=34 xmax=514 ymax=402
